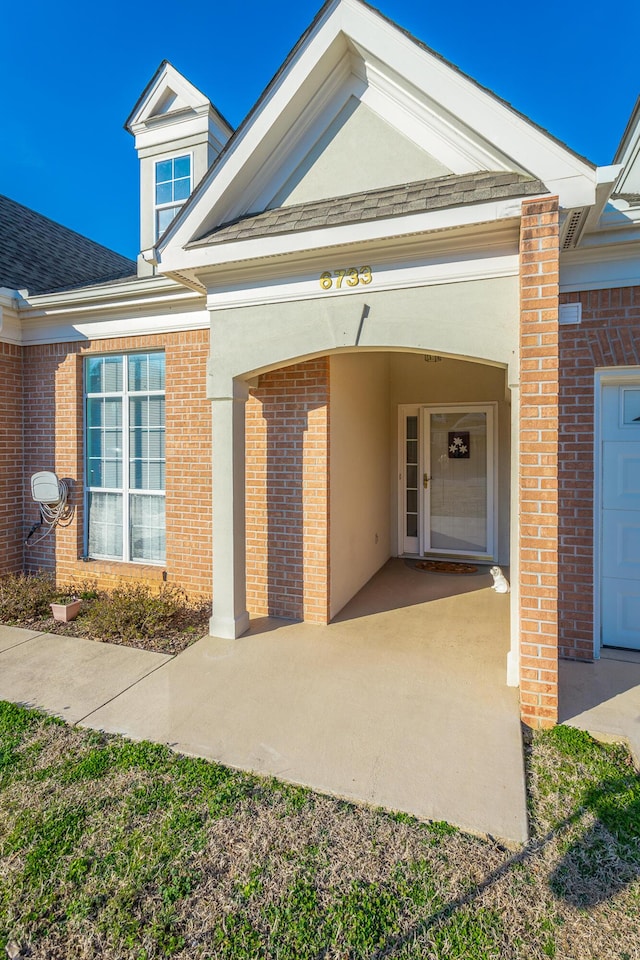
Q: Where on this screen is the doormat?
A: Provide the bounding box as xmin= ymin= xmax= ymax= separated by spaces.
xmin=413 ymin=560 xmax=478 ymax=575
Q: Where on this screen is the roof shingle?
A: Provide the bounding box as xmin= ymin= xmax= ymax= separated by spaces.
xmin=0 ymin=195 xmax=136 ymax=295
xmin=190 ymin=171 xmax=547 ymax=247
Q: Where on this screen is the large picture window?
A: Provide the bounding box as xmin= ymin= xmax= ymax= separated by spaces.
xmin=85 ymin=352 xmax=166 ymax=564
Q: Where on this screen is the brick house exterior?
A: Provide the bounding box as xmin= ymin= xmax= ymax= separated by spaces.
xmin=1 ymin=0 xmax=639 ymax=731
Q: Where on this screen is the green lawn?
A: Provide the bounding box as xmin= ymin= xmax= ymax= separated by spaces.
xmin=0 ymin=702 xmax=639 ymax=959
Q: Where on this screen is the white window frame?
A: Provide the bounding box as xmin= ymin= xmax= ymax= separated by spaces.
xmin=84 ymin=352 xmax=166 ymax=565
xmin=397 ymin=402 xmax=498 ymax=560
xmin=154 ymin=151 xmax=193 ymax=240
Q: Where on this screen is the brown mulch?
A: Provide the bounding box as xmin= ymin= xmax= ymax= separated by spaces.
xmin=0 ymin=604 xmax=211 ymax=656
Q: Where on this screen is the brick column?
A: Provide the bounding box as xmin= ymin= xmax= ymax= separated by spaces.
xmin=518 ymin=197 xmax=560 ymax=728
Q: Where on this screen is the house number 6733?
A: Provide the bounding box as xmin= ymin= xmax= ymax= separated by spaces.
xmin=319 ymin=266 xmax=372 ymax=290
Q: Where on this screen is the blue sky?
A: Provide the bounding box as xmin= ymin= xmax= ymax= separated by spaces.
xmin=3 ymin=0 xmax=638 ymax=260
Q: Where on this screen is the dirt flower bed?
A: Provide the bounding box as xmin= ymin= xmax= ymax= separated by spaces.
xmin=0 ymin=705 xmax=639 ymax=959
xmin=0 ymin=572 xmax=210 ymax=654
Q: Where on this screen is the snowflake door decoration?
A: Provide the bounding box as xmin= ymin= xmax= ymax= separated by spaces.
xmin=448 ymin=431 xmax=470 ymax=459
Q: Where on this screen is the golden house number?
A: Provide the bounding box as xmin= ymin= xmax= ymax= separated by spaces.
xmin=319 ymin=266 xmax=372 ymax=290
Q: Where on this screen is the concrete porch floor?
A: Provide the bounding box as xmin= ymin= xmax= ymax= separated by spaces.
xmin=0 ymin=560 xmax=527 ymax=843
xmin=83 ymin=559 xmax=527 ymax=842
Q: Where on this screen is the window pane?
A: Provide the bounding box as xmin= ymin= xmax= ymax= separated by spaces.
xmin=129 ymin=429 xmax=164 ymax=459
xmin=103 ymin=398 xmax=122 ymax=427
xmin=156 ymin=159 xmax=172 ymax=183
xmin=173 ymin=155 xmax=190 ymax=179
xmin=87 ymin=398 xmax=103 ymax=427
xmin=128 ymin=353 xmax=165 ymax=392
xmin=87 ymin=457 xmax=122 ymax=488
xmin=173 ymin=177 xmax=190 ymax=201
xmin=130 ymin=396 xmax=165 ymax=428
xmin=148 ymin=396 xmax=164 ymax=426
xmin=130 ymin=495 xmax=165 ymax=562
xmin=103 ymin=429 xmax=122 ymax=459
xmin=130 ymin=461 xmax=144 ymax=489
xmin=157 ymin=206 xmax=177 ymax=235
xmin=155 ymin=181 xmax=173 ymax=205
xmin=88 ymin=492 xmax=123 ymax=559
xmin=103 ymin=460 xmax=122 ymax=488
xmin=87 ymin=397 xmax=123 ymax=429
xmin=128 ymin=354 xmax=148 ymax=392
xmin=88 ymin=428 xmax=102 ymax=457
xmin=406 ymin=439 xmax=418 ymax=465
xmin=87 ymin=356 xmax=122 ymax=394
xmin=88 ymin=458 xmax=103 ymax=487
xmin=87 ymin=357 xmax=103 ymax=393
xmin=129 ymin=460 xmax=165 ymax=490
xmin=147 ymin=353 xmax=165 ymax=391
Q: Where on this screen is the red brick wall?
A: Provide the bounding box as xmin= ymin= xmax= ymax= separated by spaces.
xmin=245 ymin=358 xmax=330 ymax=622
xmin=559 ymin=286 xmax=640 ymax=659
xmin=0 ymin=342 xmax=24 ymax=575
xmin=22 ymin=331 xmax=212 ymax=597
xmin=519 ymin=197 xmax=560 ymax=728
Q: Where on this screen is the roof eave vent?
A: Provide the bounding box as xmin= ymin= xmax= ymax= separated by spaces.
xmin=560 ymin=207 xmax=588 ymax=250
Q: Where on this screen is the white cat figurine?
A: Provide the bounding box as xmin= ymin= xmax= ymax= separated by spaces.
xmin=490 ymin=566 xmax=510 ymax=593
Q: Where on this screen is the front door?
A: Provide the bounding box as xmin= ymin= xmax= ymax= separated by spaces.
xmin=423 ymin=406 xmax=495 ymax=558
xmin=601 ymin=383 xmax=640 ymax=649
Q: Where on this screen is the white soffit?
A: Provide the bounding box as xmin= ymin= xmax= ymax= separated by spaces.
xmin=158 ymin=0 xmax=597 ymax=274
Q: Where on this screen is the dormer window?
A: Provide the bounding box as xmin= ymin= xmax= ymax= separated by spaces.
xmin=155 ymin=154 xmax=191 ymax=238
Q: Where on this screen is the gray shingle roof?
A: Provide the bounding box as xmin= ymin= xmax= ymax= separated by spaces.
xmin=0 ymin=195 xmax=136 ymax=295
xmin=190 ymin=171 xmax=547 ymax=247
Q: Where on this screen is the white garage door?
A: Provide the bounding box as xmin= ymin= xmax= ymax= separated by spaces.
xmin=601 ymin=383 xmax=640 ymax=650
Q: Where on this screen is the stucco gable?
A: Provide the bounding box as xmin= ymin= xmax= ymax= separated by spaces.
xmin=157 ymin=0 xmax=599 ymax=275
xmin=267 ymin=98 xmax=451 ymax=208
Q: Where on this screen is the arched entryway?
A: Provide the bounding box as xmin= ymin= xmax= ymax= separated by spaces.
xmin=209 ymin=340 xmax=516 ymax=661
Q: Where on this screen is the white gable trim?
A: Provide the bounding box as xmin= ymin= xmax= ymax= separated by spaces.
xmin=127 ymin=61 xmax=233 ymax=154
xmin=157 ymin=0 xmax=597 ymax=274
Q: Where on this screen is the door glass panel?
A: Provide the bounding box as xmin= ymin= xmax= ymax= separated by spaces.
xmin=405 ymin=416 xmax=419 ymax=539
xmin=429 ymin=412 xmax=487 ymax=553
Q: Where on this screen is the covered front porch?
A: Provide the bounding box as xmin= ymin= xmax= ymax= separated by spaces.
xmin=80 ymin=558 xmax=527 ymax=841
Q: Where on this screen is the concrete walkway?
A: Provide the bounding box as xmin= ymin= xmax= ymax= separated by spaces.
xmin=0 ymin=626 xmax=171 ymax=724
xmin=560 ymin=650 xmax=640 ymax=765
xmin=0 ymin=561 xmax=528 ymax=843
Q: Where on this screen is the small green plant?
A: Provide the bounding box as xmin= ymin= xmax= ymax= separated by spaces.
xmin=0 ymin=571 xmax=58 ymax=621
xmin=82 ymin=583 xmax=185 ymax=641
